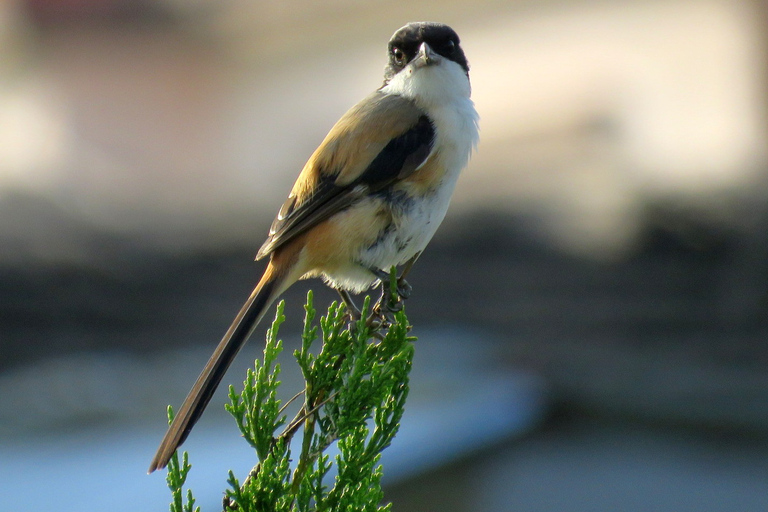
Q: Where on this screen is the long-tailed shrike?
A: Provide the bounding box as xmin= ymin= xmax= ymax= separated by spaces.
xmin=149 ymin=21 xmax=479 ymax=473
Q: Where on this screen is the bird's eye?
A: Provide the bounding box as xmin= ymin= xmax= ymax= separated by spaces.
xmin=391 ymin=47 xmax=405 ymax=65
xmin=443 ymin=40 xmax=456 ymax=54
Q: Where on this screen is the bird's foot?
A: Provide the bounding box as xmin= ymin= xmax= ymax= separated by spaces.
xmin=370 ymin=268 xmax=411 ymax=322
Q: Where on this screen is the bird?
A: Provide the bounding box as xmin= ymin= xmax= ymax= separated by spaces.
xmin=148 ymin=21 xmax=479 ymax=473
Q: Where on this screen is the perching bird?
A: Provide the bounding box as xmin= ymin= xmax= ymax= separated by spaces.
xmin=149 ymin=21 xmax=479 ymax=473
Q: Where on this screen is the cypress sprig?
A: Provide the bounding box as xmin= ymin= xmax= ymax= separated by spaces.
xmin=165 ymin=279 xmax=414 ymax=512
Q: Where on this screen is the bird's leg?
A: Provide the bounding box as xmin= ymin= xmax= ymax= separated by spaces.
xmin=337 ymin=289 xmax=361 ymax=321
xmin=370 ymin=267 xmax=401 ymax=317
xmin=395 ymin=251 xmax=421 ymax=300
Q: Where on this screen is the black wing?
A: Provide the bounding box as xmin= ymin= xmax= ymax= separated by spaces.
xmin=256 ymin=113 xmax=434 ymax=259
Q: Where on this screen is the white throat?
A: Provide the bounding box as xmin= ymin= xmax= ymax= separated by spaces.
xmin=381 ymin=57 xmax=472 ymax=109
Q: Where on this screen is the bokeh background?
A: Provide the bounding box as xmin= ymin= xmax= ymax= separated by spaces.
xmin=2 ymin=0 xmax=768 ymax=510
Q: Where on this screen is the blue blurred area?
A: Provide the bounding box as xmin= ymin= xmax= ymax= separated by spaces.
xmin=1 ymin=0 xmax=768 ymax=510
xmin=0 ymin=329 xmax=547 ymax=511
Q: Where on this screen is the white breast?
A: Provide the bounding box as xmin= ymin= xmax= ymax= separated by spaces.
xmin=325 ymin=55 xmax=479 ymax=292
xmin=363 ymin=58 xmax=480 ymax=269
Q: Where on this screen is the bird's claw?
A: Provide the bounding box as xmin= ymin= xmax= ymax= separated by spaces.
xmin=396 ymin=278 xmax=412 ymax=300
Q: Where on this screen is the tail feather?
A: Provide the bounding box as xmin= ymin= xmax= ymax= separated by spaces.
xmin=148 ymin=268 xmax=285 ymax=473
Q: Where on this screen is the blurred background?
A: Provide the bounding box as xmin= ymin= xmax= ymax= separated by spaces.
xmin=1 ymin=0 xmax=768 ymax=510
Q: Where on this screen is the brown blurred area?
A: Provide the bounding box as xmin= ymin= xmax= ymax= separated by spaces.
xmin=2 ymin=0 xmax=768 ymax=510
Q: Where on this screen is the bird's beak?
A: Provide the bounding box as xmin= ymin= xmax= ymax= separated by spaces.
xmin=413 ymin=42 xmax=438 ymax=69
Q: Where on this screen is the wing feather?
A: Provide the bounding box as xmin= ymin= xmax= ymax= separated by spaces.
xmin=256 ymin=92 xmax=434 ymax=260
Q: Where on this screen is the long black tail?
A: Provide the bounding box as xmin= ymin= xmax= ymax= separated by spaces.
xmin=148 ymin=272 xmax=282 ymax=473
